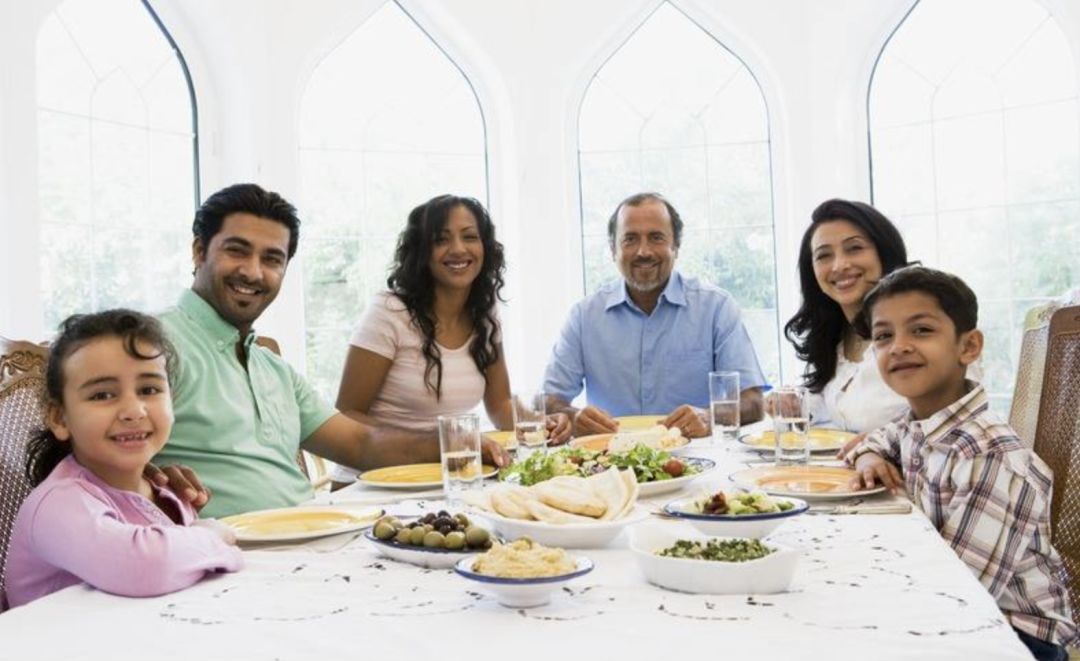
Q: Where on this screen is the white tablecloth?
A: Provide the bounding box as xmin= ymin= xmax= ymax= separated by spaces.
xmin=0 ymin=441 xmax=1033 ymax=661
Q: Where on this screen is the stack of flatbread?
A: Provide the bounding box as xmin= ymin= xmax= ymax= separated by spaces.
xmin=470 ymin=468 xmax=639 ymax=524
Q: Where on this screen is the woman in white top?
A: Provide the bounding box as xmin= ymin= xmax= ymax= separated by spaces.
xmin=783 ymin=199 xmax=910 ymax=433
xmin=330 ymin=195 xmax=570 ymax=487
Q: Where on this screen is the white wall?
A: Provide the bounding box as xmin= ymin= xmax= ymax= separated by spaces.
xmin=2 ymin=0 xmax=1078 ymax=391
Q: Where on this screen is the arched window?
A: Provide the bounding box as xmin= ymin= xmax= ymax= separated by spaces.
xmin=299 ymin=1 xmax=489 ymax=401
xmin=37 ymin=0 xmax=198 ymax=332
xmin=869 ymin=0 xmax=1079 ymax=412
xmin=578 ymin=2 xmax=780 ymax=383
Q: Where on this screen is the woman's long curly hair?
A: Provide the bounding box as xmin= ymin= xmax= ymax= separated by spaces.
xmin=783 ymin=199 xmax=908 ymax=393
xmin=387 ymin=195 xmax=505 ymax=399
xmin=26 ymin=310 xmax=177 ymax=486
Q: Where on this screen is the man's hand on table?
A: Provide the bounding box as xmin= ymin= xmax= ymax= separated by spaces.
xmin=572 ymin=406 xmax=618 ymax=436
xmin=144 ymin=463 xmax=212 ymax=510
xmin=662 ymin=405 xmax=709 ymax=438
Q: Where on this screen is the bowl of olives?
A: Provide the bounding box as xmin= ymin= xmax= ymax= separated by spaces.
xmin=364 ymin=511 xmax=494 ymax=569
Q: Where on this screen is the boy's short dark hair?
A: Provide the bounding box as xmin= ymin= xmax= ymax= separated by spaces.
xmin=193 ymin=183 xmax=301 ymax=259
xmin=856 ymin=266 xmax=978 ymax=337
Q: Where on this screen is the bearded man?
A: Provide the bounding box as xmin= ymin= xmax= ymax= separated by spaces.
xmin=543 ymin=192 xmax=765 ymax=437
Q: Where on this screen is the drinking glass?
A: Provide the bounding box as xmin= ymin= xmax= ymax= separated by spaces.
xmin=708 ymin=371 xmax=740 ymax=445
xmin=438 ymin=414 xmax=483 ymax=506
xmin=512 ymin=391 xmax=548 ymax=459
xmin=770 ymin=386 xmax=810 ymax=465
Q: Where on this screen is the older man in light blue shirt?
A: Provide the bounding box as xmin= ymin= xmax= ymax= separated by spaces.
xmin=544 ymin=193 xmax=766 ymax=437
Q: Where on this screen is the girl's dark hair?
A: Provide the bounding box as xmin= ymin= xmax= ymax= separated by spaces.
xmin=26 ymin=309 xmax=177 ymax=486
xmin=387 ymin=194 xmax=505 ymax=399
xmin=783 ymin=199 xmax=908 ymax=393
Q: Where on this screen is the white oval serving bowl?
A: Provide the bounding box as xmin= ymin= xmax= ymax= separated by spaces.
xmin=453 ymin=555 xmax=594 ymax=608
xmin=661 ymin=495 xmax=808 ymax=538
xmin=474 ymin=505 xmax=649 ymax=549
xmin=363 ymin=529 xmax=476 ymax=569
xmin=629 ymin=523 xmax=799 ymax=594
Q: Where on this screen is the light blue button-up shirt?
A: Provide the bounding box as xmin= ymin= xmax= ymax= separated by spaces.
xmin=543 ymin=272 xmax=767 ymax=415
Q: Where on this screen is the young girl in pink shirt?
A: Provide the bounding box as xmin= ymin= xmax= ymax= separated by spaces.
xmin=4 ymin=310 xmax=242 ymax=609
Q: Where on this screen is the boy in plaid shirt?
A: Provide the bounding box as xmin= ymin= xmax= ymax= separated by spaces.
xmin=846 ymin=266 xmax=1075 ymax=661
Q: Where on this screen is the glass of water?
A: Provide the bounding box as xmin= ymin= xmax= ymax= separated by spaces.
xmin=438 ymin=414 xmax=483 ymax=507
xmin=770 ymin=386 xmax=810 ymax=465
xmin=512 ymin=390 xmax=547 ymax=459
xmin=708 ymin=371 xmax=740 ymax=445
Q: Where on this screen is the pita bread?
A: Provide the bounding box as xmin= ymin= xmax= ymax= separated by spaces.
xmin=533 ymin=480 xmax=606 ymax=517
xmin=588 ymin=467 xmax=629 ymax=521
xmin=490 ymin=485 xmax=535 ymax=520
xmin=616 ymin=469 xmax=639 ymax=520
xmin=523 ymin=498 xmax=599 ymax=525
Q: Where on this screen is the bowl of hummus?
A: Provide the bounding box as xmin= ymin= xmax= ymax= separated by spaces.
xmin=453 ymin=538 xmax=594 ymax=607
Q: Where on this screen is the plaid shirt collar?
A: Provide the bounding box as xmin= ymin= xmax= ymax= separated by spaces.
xmin=906 ymin=380 xmax=985 ymax=448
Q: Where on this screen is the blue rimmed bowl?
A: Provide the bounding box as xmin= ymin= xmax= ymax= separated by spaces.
xmin=453 ymin=555 xmax=594 ymax=607
xmin=661 ymin=495 xmax=808 ymax=538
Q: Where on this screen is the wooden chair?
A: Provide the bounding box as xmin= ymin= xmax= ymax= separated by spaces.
xmin=0 ymin=337 xmax=48 ymax=608
xmin=1011 ymin=290 xmax=1080 ymax=448
xmin=254 ymin=336 xmax=331 ymax=491
xmin=1032 ymin=305 xmax=1080 ymax=614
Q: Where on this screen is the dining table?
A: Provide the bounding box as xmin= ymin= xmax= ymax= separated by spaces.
xmin=0 ymin=429 xmax=1035 ymax=661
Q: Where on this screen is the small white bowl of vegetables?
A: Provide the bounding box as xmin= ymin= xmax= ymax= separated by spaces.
xmin=662 ymin=490 xmax=808 ymax=539
xmin=630 ymin=523 xmax=799 ymax=594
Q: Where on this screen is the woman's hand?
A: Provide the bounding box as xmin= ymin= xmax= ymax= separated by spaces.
xmin=144 ymin=464 xmax=211 ymax=511
xmin=481 ymin=437 xmax=511 ymax=468
xmin=836 ymin=431 xmax=868 ymax=460
xmin=545 ymin=413 xmax=572 ymax=445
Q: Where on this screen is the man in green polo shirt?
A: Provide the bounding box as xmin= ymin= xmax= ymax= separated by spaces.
xmin=155 ymin=183 xmax=509 ymax=518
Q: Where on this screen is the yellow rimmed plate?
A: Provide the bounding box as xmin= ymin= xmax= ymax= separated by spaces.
xmin=220 ymin=506 xmax=383 ymax=543
xmin=483 ymin=430 xmax=517 ymax=449
xmin=730 ymin=465 xmax=885 ymax=500
xmin=357 ymin=462 xmax=500 ymax=490
xmin=739 ymin=428 xmax=856 ymax=454
xmin=615 ymin=415 xmax=666 ymax=431
xmin=569 ymin=432 xmax=691 ymax=454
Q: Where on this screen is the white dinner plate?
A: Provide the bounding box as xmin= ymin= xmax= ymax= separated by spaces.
xmin=357 ymin=463 xmax=499 ymax=490
xmin=220 ymin=506 xmax=383 ymax=543
xmin=730 ymin=465 xmax=886 ymax=500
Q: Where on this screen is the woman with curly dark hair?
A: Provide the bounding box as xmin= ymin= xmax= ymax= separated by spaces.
xmin=330 ymin=195 xmax=570 ymax=487
xmin=783 ymin=198 xmax=910 ymax=433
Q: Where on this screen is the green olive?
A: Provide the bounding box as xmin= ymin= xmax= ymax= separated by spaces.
xmin=445 ymin=531 xmax=466 ymax=550
xmin=373 ymin=521 xmax=396 ymax=540
xmin=394 ymin=528 xmax=412 ymax=545
xmin=464 ymin=526 xmax=490 ymax=548
xmin=423 ymin=531 xmax=446 ymax=548
xmin=454 ymin=513 xmax=470 ymax=528
xmin=409 ymin=526 xmax=427 ymax=546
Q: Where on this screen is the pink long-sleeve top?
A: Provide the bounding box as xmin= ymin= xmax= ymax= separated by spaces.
xmin=4 ymin=455 xmax=243 ymax=609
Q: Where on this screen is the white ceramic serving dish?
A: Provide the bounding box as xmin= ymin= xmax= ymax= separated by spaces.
xmin=636 ymin=457 xmax=716 ymax=496
xmin=629 ymin=523 xmax=799 ymax=594
xmin=453 ymin=555 xmax=594 ymax=608
xmin=661 ymin=496 xmax=808 ymax=538
xmin=363 ymin=529 xmax=476 ymax=569
xmin=474 ymin=505 xmax=649 ymax=549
